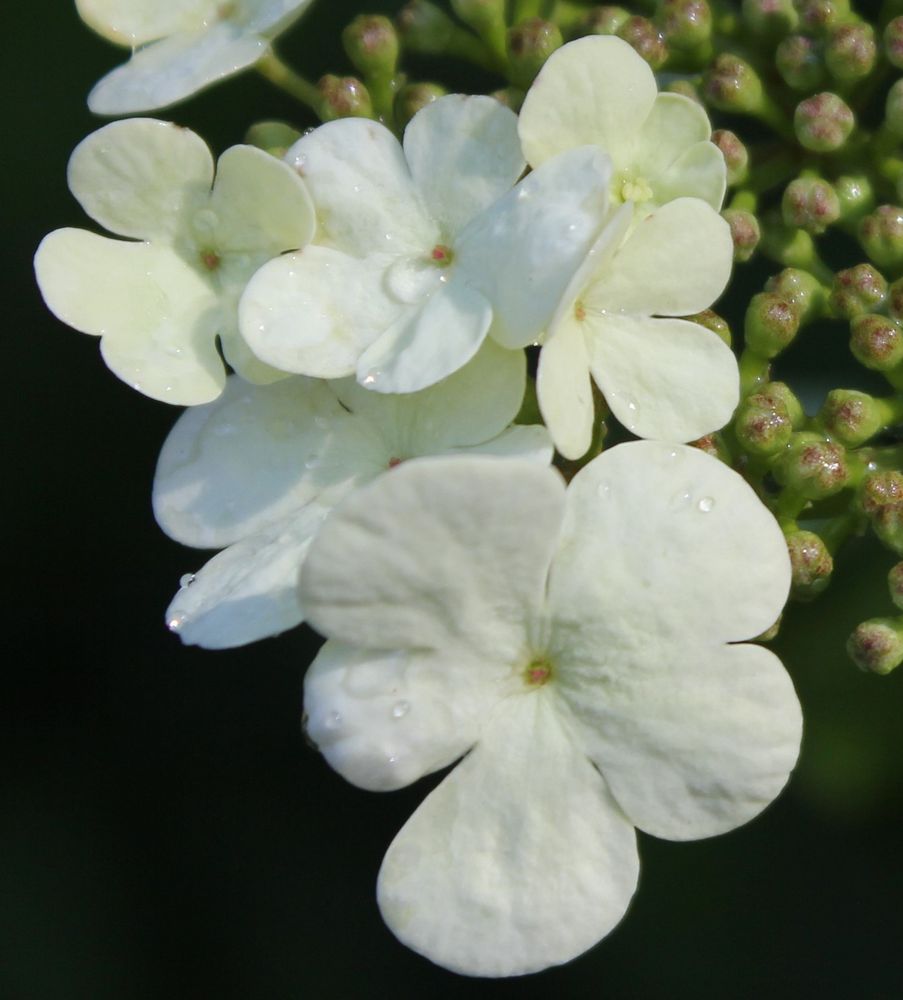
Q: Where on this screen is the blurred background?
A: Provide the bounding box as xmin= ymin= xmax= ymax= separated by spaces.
xmin=4 ymin=1 xmax=902 ymax=996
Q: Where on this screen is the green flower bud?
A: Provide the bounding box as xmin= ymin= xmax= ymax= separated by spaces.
xmin=888 ymin=561 xmax=903 ymax=609
xmin=451 ymin=0 xmax=505 ymax=34
xmin=776 ymin=34 xmax=826 ymax=90
xmin=744 ymin=292 xmax=801 ymax=357
xmin=507 ymin=18 xmax=563 ymax=87
xmin=742 ymin=0 xmax=798 ymax=39
xmin=775 ymin=432 xmax=850 ymax=498
xmin=665 ymin=79 xmax=702 ymax=103
xmin=884 ymin=16 xmax=903 ymax=69
xmin=583 ymin=6 xmax=631 ymax=36
xmin=765 ymin=267 xmax=825 ymax=323
xmin=244 ymin=121 xmax=301 ymax=158
xmin=703 ymin=54 xmax=765 ymax=113
xmin=889 ymin=277 xmax=903 ymax=322
xmin=871 ymin=501 xmax=903 ymax=553
xmin=616 ymin=15 xmax=668 ymax=68
xmin=712 ymin=129 xmax=749 ymax=186
xmin=849 ymin=313 xmax=903 ymax=370
xmin=395 ymin=82 xmax=447 ymax=131
xmin=818 ymin=389 xmax=885 ymax=446
xmin=829 ymin=263 xmax=887 ymax=319
xmin=782 ymin=176 xmax=840 ymax=234
xmin=847 ymin=618 xmax=903 ymax=674
xmin=758 ymin=380 xmax=806 ymax=426
xmin=317 ymin=75 xmax=373 ymax=121
xmin=734 ymin=392 xmax=794 ymax=455
xmin=690 ymin=432 xmax=732 ymax=462
xmin=794 ymin=92 xmax=855 ymax=152
xmin=343 ymin=15 xmax=399 ymax=79
xmin=824 ymin=23 xmax=877 ymax=83
xmin=722 ymin=208 xmax=761 ymax=262
xmin=833 ymin=174 xmax=875 ymax=224
xmin=858 ymin=205 xmax=903 ymax=272
xmin=658 ymin=0 xmax=712 ymax=51
xmin=396 ymin=0 xmax=455 ymax=53
xmin=886 ymin=80 xmax=903 ymax=137
xmin=490 ymin=87 xmax=523 ymax=111
xmin=786 ymin=529 xmax=833 ymax=600
xmin=859 ymin=470 xmax=903 ymax=516
xmin=757 ymin=615 xmax=782 ymax=641
xmin=794 ymin=0 xmax=851 ymax=36
xmin=687 ymin=309 xmax=732 ymax=346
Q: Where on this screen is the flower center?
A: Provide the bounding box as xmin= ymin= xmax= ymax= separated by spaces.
xmin=574 ymin=299 xmax=587 ymax=322
xmin=523 ymin=656 xmax=553 ymax=688
xmin=430 ymin=244 xmax=454 ymax=267
xmin=617 ymin=172 xmax=654 ymax=205
xmin=199 ymin=249 xmax=221 ymax=271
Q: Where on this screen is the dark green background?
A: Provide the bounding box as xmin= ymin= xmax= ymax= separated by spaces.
xmin=5 ymin=1 xmax=903 ymax=997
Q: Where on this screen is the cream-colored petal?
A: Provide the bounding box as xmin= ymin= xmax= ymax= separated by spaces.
xmin=88 ymin=25 xmax=268 ymax=114
xmin=585 ymin=314 xmax=739 ymax=441
xmin=650 ymin=141 xmax=728 ymax=211
xmin=634 ymin=93 xmax=712 ymax=181
xmin=76 ymin=0 xmax=214 ymax=46
xmin=67 ymin=119 xmax=213 ymax=241
xmin=556 ymin=640 xmax=802 ymax=841
xmin=445 ymin=424 xmax=553 ymax=463
xmin=35 ymin=229 xmax=223 ymax=404
xmin=548 ymin=441 xmax=791 ymax=646
xmin=403 ymin=94 xmax=524 ymax=238
xmin=584 ymin=198 xmax=733 ymax=317
xmin=378 ymin=693 xmax=639 ymax=977
xmin=244 ymin=0 xmax=315 ymax=35
xmin=518 ymin=35 xmax=656 ymax=169
xmin=537 ymin=316 xmax=595 ymax=460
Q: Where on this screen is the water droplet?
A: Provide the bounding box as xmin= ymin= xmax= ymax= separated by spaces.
xmin=167 ymin=614 xmax=186 ymax=632
xmin=387 ymin=754 xmax=398 ymax=765
xmin=669 ymin=490 xmax=692 ymax=511
xmin=666 ymin=448 xmax=679 ymax=460
xmin=293 ymin=152 xmax=307 ymax=173
xmin=697 ymin=496 xmax=715 ymax=513
xmin=517 ymin=188 xmax=530 ymax=201
xmin=596 ymin=482 xmax=611 ymax=500
xmin=361 ymin=371 xmax=380 ymax=387
xmin=391 ymin=700 xmax=410 ymax=719
xmin=179 ymin=573 xmax=196 ymax=589
xmin=568 ymin=223 xmax=578 ymax=232
xmin=325 ymin=711 xmax=342 ymax=729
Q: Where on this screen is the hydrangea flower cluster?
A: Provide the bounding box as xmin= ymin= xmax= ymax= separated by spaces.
xmin=36 ymin=2 xmax=815 ymax=979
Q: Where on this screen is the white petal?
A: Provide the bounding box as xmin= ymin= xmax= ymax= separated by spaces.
xmin=244 ymin=0 xmax=315 ymax=35
xmin=537 ymin=316 xmax=595 ymax=460
xmin=286 ymin=119 xmax=435 ymax=257
xmin=304 ymin=640 xmax=491 ymax=792
xmin=88 ymin=24 xmax=268 ymax=114
xmin=239 ymin=247 xmax=400 ymax=378
xmin=35 ymin=229 xmax=223 ymax=405
xmin=585 ymin=314 xmax=739 ymax=441
xmin=331 ymin=338 xmax=526 ymax=455
xmin=650 ymin=142 xmax=728 ymax=211
xmin=166 ymin=506 xmax=329 ymax=648
xmin=210 ymin=145 xmax=315 ymax=254
xmin=548 ymin=441 xmax=791 ymax=645
xmin=218 ymin=323 xmax=291 ymax=385
xmin=518 ymin=35 xmax=656 ymax=170
xmin=76 ymin=0 xmax=214 ymax=45
xmin=67 ymin=119 xmax=213 ymax=241
xmin=403 ymin=95 xmax=524 ymax=238
xmin=152 ymin=375 xmax=356 ymax=548
xmin=448 ymin=423 xmax=553 ymax=463
xmin=634 ymin=93 xmax=711 ymax=180
xmin=299 ymin=457 xmax=566 ymax=658
xmin=557 ymin=642 xmax=802 ymax=840
xmin=458 ymin=147 xmax=611 ymax=349
xmin=355 ymin=278 xmax=492 ymax=394
xmin=377 ymin=693 xmax=639 ymax=977
xmin=585 ymin=198 xmax=733 ymax=317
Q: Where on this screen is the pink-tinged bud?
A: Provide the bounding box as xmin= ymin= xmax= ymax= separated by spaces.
xmin=849 ymin=313 xmax=903 ymax=371
xmin=830 ymin=263 xmax=887 ymax=319
xmin=825 ymin=22 xmax=877 ymax=83
xmin=775 ymin=432 xmax=850 ymax=499
xmin=687 ymin=309 xmax=732 ymax=346
xmin=244 ymin=121 xmax=301 ymax=158
xmin=858 ymin=205 xmax=903 ymax=272
xmin=889 ymin=277 xmax=903 ymax=322
xmin=583 ymin=5 xmax=631 ymax=35
xmin=786 ymin=529 xmax=833 ymax=600
xmin=776 ymin=34 xmax=826 ymax=90
xmin=712 ymin=129 xmax=749 ymax=186
xmin=859 ymin=470 xmax=903 ymax=517
xmin=848 ymin=618 xmax=903 ymax=674
xmin=782 ymin=176 xmax=840 ymax=234
xmin=394 ymin=82 xmax=447 ymax=130
xmin=343 ymin=15 xmax=399 ymax=79
xmin=507 ymin=18 xmax=563 ymax=86
xmin=691 ymin=432 xmax=731 ymax=462
xmin=734 ymin=392 xmax=794 ymax=456
xmin=396 ymin=0 xmax=455 ymax=52
xmin=317 ymin=75 xmax=373 ymax=120
xmin=888 ymin=561 xmax=903 ymax=610
xmin=744 ymin=292 xmax=801 ymax=357
xmin=658 ymin=0 xmax=712 ymax=51
xmin=703 ymin=53 xmax=765 ymax=113
xmin=885 ymin=16 xmax=903 ymax=69
xmin=758 ymin=380 xmax=805 ymax=426
xmin=794 ymin=92 xmax=855 ymax=152
xmin=818 ymin=389 xmax=884 ymax=446
xmin=616 ymin=15 xmax=668 ymax=68
xmin=887 ymin=80 xmax=903 ymax=137
xmin=723 ymin=209 xmax=761 ymax=262
xmin=765 ymin=267 xmax=825 ymax=322
xmin=742 ymin=0 xmax=798 ymax=39
xmin=794 ymin=0 xmax=851 ymax=36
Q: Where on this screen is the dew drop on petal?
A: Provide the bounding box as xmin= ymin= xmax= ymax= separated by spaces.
xmin=167 ymin=614 xmax=186 ymax=632
xmin=387 ymin=754 xmax=399 ymax=765
xmin=179 ymin=573 xmax=196 ymax=589
xmin=697 ymin=496 xmax=715 ymax=513
xmin=391 ymin=700 xmax=410 ymax=719
xmin=669 ymin=489 xmax=692 ymax=511
xmin=325 ymin=711 xmax=342 ymax=730
xmin=596 ymin=482 xmax=611 ymax=500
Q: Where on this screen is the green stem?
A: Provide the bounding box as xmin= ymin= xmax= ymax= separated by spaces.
xmin=256 ymin=51 xmax=322 ymax=115
xmin=815 ymin=511 xmax=860 ymax=555
xmin=738 ymin=349 xmax=771 ymax=397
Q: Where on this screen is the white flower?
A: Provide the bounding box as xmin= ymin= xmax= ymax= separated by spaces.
xmin=35 ymin=118 xmax=314 ymax=405
xmin=153 ymin=342 xmax=551 ymax=648
xmin=239 ymin=94 xmax=611 ymax=395
xmin=77 ymin=0 xmax=315 ymax=114
xmin=519 ymin=35 xmax=727 ymax=216
xmin=538 ymin=198 xmax=739 ymax=459
xmin=298 ymin=444 xmax=801 ymax=977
